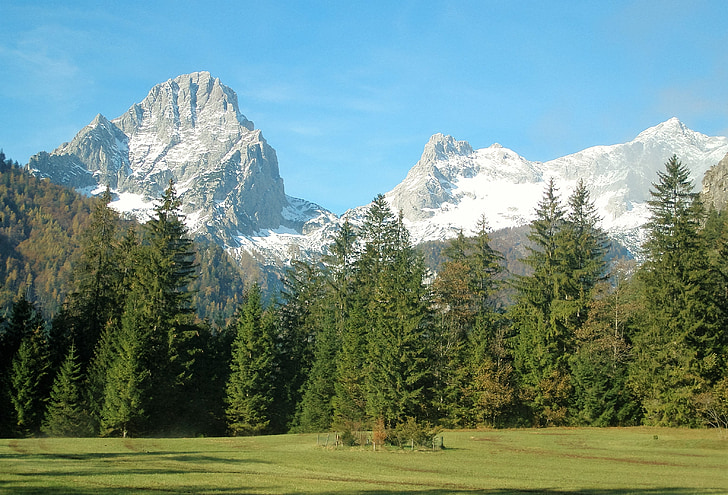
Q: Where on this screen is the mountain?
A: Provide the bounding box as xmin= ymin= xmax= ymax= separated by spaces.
xmin=384 ymin=118 xmax=728 ymax=255
xmin=25 ymin=72 xmax=728 ymax=266
xmin=27 ymin=71 xmax=337 ymax=264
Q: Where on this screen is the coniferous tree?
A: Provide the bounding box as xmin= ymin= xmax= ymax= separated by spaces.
xmin=295 ymin=222 xmax=357 ymax=432
xmin=59 ymin=187 xmax=123 ymax=369
xmin=99 ymin=316 xmax=149 ymax=437
xmin=9 ymin=328 xmax=49 ymax=436
xmin=562 ymin=179 xmax=609 ymax=325
xmin=275 ymin=261 xmax=324 ymax=432
xmin=361 ymin=206 xmax=433 ymax=428
xmin=85 ymin=227 xmax=140 ymax=432
xmin=511 ymin=179 xmax=573 ymax=425
xmin=3 ymin=297 xmax=48 ymax=436
xmin=225 ymin=284 xmax=275 ymax=436
xmin=629 ymin=155 xmax=719 ymax=425
xmin=463 ymin=217 xmax=513 ymax=427
xmin=115 ymin=180 xmax=197 ymax=431
xmin=569 ymin=261 xmax=641 ymax=426
xmin=42 ymin=344 xmax=93 ymax=436
xmin=432 ymin=230 xmax=475 ymax=425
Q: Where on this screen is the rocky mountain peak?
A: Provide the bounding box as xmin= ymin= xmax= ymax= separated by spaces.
xmin=27 ymin=72 xmax=334 ymax=255
xmin=422 ymin=133 xmax=474 ymax=162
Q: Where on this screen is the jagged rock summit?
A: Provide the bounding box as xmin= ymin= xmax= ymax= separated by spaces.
xmin=28 ymin=71 xmax=336 ymax=257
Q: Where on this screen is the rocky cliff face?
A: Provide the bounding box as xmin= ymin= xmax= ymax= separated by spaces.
xmin=701 ymin=152 xmax=728 ymax=211
xmin=27 ymin=72 xmax=334 ymax=255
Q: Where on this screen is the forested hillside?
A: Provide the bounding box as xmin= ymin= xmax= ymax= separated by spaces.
xmin=1 ymin=151 xmax=727 ymax=440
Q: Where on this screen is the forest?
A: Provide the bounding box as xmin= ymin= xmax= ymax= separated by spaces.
xmin=1 ymin=150 xmax=727 ymax=440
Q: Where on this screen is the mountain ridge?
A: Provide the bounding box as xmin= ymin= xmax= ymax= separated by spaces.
xmin=24 ymin=72 xmax=728 ymax=266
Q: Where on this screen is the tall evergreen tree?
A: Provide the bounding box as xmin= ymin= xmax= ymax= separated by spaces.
xmin=122 ymin=180 xmax=197 ymax=431
xmin=569 ymin=261 xmax=641 ymax=426
xmin=511 ymin=179 xmax=573 ymax=425
xmin=2 ymin=298 xmax=48 ymax=436
xmin=296 ymin=222 xmax=357 ymax=432
xmin=59 ymin=187 xmax=124 ymax=369
xmin=9 ymin=328 xmax=49 ymax=436
xmin=630 ymin=155 xmax=719 ymax=425
xmin=85 ymin=227 xmax=140 ymax=432
xmin=225 ymin=284 xmax=276 ymax=435
xmin=275 ymin=261 xmax=325 ymax=432
xmin=361 ymin=206 xmax=433 ymax=428
xmin=99 ymin=316 xmax=150 ymax=437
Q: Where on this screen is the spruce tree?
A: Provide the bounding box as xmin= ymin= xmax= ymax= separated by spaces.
xmin=630 ymin=155 xmax=719 ymax=425
xmin=60 ymin=187 xmax=123 ymax=369
xmin=99 ymin=316 xmax=149 ymax=437
xmin=569 ymin=261 xmax=641 ymax=426
xmin=361 ymin=207 xmax=433 ymax=428
xmin=275 ymin=261 xmax=324 ymax=432
xmin=295 ymin=222 xmax=357 ymax=432
xmin=42 ymin=344 xmax=93 ymax=436
xmin=225 ymin=284 xmax=275 ymax=435
xmin=4 ymin=298 xmax=49 ymax=436
xmin=10 ymin=329 xmax=49 ymax=436
xmin=511 ymin=179 xmax=572 ymax=425
xmin=432 ymin=230 xmax=475 ymax=425
xmin=117 ymin=180 xmax=197 ymax=431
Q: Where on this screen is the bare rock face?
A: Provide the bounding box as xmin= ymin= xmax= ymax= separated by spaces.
xmin=702 ymin=152 xmax=728 ymax=211
xmin=27 ymin=72 xmax=326 ymax=247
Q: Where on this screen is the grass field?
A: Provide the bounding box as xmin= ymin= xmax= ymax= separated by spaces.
xmin=1 ymin=427 xmax=726 ymax=494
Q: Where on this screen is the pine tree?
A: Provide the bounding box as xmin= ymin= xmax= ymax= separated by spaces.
xmin=42 ymin=344 xmax=93 ymax=436
xmin=99 ymin=316 xmax=150 ymax=437
xmin=275 ymin=261 xmax=325 ymax=432
xmin=629 ymin=155 xmax=719 ymax=425
xmin=118 ymin=180 xmax=197 ymax=431
xmin=511 ymin=179 xmax=572 ymax=425
xmin=10 ymin=329 xmax=49 ymax=436
xmin=3 ymin=298 xmax=49 ymax=436
xmin=432 ymin=230 xmax=475 ymax=425
xmin=562 ymin=179 xmax=608 ymax=324
xmin=85 ymin=228 xmax=140 ymax=433
xmin=569 ymin=261 xmax=641 ymax=426
xmin=295 ymin=222 xmax=357 ymax=432
xmin=225 ymin=284 xmax=275 ymax=436
xmin=361 ymin=207 xmax=433 ymax=428
xmin=60 ymin=187 xmax=124 ymax=369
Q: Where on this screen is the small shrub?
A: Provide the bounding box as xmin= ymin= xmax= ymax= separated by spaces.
xmin=339 ymin=430 xmax=359 ymax=446
xmin=389 ymin=417 xmax=442 ymax=449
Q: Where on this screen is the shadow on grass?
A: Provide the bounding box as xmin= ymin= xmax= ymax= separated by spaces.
xmin=0 ymin=486 xmax=721 ymax=495
xmin=0 ymin=450 xmax=269 ymax=464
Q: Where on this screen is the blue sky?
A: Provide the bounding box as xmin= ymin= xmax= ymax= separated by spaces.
xmin=1 ymin=1 xmax=727 ymax=214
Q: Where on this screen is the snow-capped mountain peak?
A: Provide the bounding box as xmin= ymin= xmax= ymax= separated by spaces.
xmin=383 ymin=118 xmax=728 ymax=254
xmin=27 ymin=72 xmax=335 ymax=263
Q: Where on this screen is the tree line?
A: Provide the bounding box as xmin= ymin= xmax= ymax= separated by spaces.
xmin=1 ymin=153 xmax=727 ymax=439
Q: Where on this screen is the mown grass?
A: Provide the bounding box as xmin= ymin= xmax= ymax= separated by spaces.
xmin=1 ymin=427 xmax=726 ymax=494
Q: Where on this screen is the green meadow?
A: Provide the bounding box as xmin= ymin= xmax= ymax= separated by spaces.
xmin=1 ymin=428 xmax=726 ymax=494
